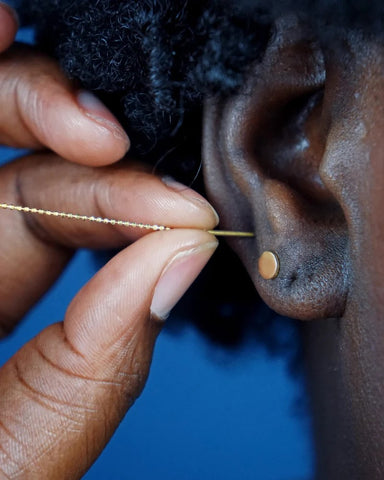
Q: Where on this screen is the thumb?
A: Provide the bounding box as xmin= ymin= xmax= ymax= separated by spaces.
xmin=0 ymin=229 xmax=217 ymax=479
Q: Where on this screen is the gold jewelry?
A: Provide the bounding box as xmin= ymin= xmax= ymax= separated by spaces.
xmin=258 ymin=251 xmax=280 ymax=280
xmin=0 ymin=203 xmax=254 ymax=238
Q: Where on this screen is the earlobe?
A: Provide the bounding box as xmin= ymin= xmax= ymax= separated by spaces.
xmin=203 ymin=15 xmax=349 ymax=321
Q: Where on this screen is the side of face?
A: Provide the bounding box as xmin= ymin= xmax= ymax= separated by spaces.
xmin=203 ymin=15 xmax=384 ymax=477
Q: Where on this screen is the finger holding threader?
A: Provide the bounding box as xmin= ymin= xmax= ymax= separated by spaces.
xmin=7 ymin=153 xmax=219 ymax=246
xmin=0 ymin=44 xmax=129 ymax=166
xmin=0 ymin=153 xmax=219 ymax=335
xmin=0 ymin=229 xmax=217 ymax=478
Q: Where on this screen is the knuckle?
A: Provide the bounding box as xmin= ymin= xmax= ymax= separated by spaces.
xmin=15 ymin=75 xmax=48 ymax=135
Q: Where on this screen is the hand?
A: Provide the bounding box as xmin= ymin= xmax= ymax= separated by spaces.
xmin=0 ymin=4 xmax=218 ymax=478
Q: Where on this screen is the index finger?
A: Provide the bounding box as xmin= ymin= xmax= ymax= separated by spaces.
xmin=0 ymin=44 xmax=130 ymax=166
xmin=0 ymin=152 xmax=219 ymax=335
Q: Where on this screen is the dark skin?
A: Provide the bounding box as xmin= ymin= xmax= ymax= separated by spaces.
xmin=1 ymin=3 xmax=383 ymax=477
xmin=203 ymin=15 xmax=384 ymax=478
xmin=0 ymin=4 xmax=218 ymax=478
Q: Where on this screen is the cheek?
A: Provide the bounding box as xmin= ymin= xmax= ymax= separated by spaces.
xmin=319 ymin=37 xmax=384 ymax=322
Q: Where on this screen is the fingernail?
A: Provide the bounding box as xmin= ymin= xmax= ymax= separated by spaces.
xmin=151 ymin=241 xmax=218 ymax=320
xmin=162 ymin=176 xmax=220 ymax=225
xmin=77 ymin=90 xmax=130 ymax=145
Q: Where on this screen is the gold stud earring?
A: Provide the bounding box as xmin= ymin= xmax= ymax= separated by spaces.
xmin=258 ymin=251 xmax=280 ymax=280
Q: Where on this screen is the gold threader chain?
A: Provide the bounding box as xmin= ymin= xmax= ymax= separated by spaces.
xmin=0 ymin=203 xmax=254 ymax=238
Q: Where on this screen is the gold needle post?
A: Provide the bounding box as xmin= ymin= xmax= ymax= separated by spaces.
xmin=0 ymin=203 xmax=254 ymax=238
xmin=207 ymin=230 xmax=254 ymax=238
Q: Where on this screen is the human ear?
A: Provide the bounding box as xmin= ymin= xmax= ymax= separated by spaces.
xmin=203 ymin=16 xmax=350 ymax=321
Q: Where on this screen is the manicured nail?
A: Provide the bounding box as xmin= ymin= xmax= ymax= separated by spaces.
xmin=77 ymin=90 xmax=130 ymax=145
xmin=162 ymin=176 xmax=220 ymax=225
xmin=150 ymin=241 xmax=218 ymax=320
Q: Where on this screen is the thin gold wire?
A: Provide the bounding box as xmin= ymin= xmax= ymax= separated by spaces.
xmin=0 ymin=203 xmax=254 ymax=238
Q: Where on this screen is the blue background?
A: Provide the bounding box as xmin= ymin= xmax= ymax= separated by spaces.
xmin=0 ymin=25 xmax=314 ymax=480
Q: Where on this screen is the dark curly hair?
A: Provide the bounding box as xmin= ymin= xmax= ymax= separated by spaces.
xmin=16 ymin=0 xmax=270 ymax=155
xmin=16 ymin=0 xmax=384 ymax=152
